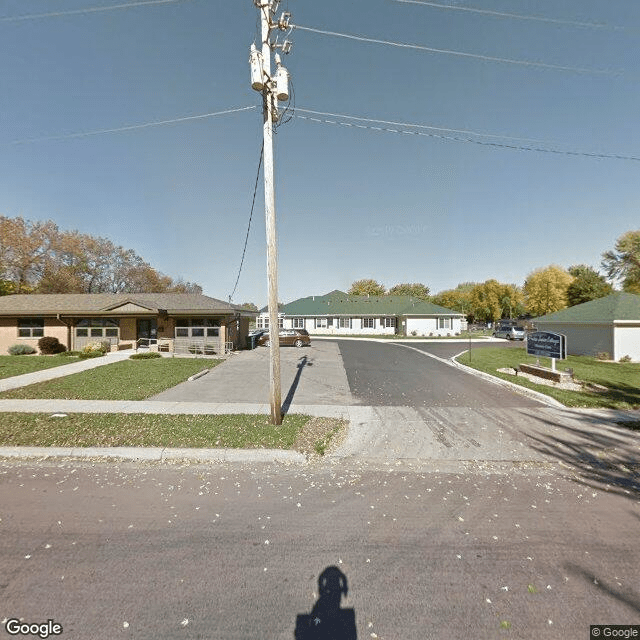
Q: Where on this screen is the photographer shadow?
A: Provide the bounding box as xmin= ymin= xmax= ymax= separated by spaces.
xmin=294 ymin=566 xmax=357 ymax=640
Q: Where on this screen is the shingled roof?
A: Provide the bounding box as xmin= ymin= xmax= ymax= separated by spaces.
xmin=534 ymin=292 xmax=640 ymax=324
xmin=263 ymin=291 xmax=462 ymax=317
xmin=0 ymin=293 xmax=256 ymax=316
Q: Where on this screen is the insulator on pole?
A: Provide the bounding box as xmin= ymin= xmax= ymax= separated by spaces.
xmin=275 ymin=64 xmax=289 ymax=101
xmin=249 ymin=43 xmax=264 ymax=91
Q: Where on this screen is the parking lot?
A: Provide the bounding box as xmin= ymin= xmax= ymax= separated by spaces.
xmin=150 ymin=340 xmax=355 ymax=406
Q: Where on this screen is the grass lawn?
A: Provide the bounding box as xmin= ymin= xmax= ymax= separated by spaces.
xmin=0 ymin=358 xmax=219 ymax=400
xmin=457 ymin=346 xmax=640 ymax=409
xmin=0 ymin=354 xmax=82 ymax=380
xmin=0 ymin=412 xmax=347 ymax=455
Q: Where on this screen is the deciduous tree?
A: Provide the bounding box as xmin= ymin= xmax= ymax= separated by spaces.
xmin=388 ymin=282 xmax=430 ymax=301
xmin=566 ymin=264 xmax=613 ymax=306
xmin=348 ymin=279 xmax=386 ymax=296
xmin=602 ymin=230 xmax=640 ymax=294
xmin=523 ymin=265 xmax=573 ymax=316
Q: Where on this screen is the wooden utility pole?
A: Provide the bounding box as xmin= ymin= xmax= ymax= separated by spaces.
xmin=250 ymin=1 xmax=292 ymax=425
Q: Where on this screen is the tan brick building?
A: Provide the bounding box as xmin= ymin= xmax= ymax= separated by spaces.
xmin=0 ymin=293 xmax=256 ymax=355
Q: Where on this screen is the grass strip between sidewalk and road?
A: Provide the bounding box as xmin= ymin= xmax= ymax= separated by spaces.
xmin=0 ymin=354 xmax=81 ymax=380
xmin=0 ymin=413 xmax=348 ymax=456
xmin=0 ymin=358 xmax=219 ymax=400
xmin=456 ymin=347 xmax=640 ymax=410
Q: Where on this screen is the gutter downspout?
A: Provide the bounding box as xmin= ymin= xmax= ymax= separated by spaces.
xmin=56 ymin=314 xmax=74 ymax=351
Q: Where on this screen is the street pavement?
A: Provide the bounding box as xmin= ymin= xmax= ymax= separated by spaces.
xmin=1 ymin=339 xmax=640 ymax=638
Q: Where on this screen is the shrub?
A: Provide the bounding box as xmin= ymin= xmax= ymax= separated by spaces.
xmin=83 ymin=341 xmax=110 ymax=355
xmin=129 ymin=352 xmax=162 ymax=360
xmin=38 ymin=336 xmax=66 ymax=355
xmin=410 ymin=330 xmax=418 ymax=337
xmin=8 ymin=344 xmax=37 ymax=355
xmin=596 ymin=352 xmax=611 ymax=361
xmin=619 ymin=355 xmax=632 ymax=363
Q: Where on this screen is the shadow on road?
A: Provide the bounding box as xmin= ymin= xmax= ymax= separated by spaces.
xmin=294 ymin=566 xmax=357 ymax=639
xmin=564 ymin=562 xmax=640 ymax=616
xmin=526 ymin=409 xmax=640 ymax=501
xmin=282 ymin=356 xmax=312 ymax=415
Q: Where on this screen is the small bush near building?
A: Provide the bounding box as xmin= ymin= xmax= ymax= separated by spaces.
xmin=38 ymin=336 xmax=66 ymax=355
xmin=129 ymin=352 xmax=162 ymax=360
xmin=78 ymin=341 xmax=111 ymax=359
xmin=8 ymin=344 xmax=37 ymax=356
xmin=596 ymin=352 xmax=611 ymax=361
xmin=619 ymin=355 xmax=632 ymax=363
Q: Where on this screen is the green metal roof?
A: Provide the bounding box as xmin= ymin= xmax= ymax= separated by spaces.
xmin=277 ymin=291 xmax=463 ymax=317
xmin=534 ymin=292 xmax=640 ymax=324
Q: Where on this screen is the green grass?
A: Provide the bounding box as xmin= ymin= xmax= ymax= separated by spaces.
xmin=0 ymin=354 xmax=82 ymax=380
xmin=457 ymin=347 xmax=640 ymax=409
xmin=0 ymin=358 xmax=219 ymax=400
xmin=0 ymin=412 xmax=311 ymax=449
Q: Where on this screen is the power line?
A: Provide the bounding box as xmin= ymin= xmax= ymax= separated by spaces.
xmin=292 ymin=24 xmax=620 ymax=76
xmin=229 ymin=144 xmax=264 ymax=304
xmin=295 ymin=107 xmax=555 ymax=145
xmin=392 ymin=0 xmax=624 ymax=31
xmin=7 ymin=106 xmax=257 ymax=145
xmin=294 ymin=111 xmax=640 ymax=162
xmin=0 ymin=0 xmax=187 ymax=23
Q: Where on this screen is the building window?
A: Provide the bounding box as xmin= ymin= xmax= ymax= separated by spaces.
xmin=292 ymin=317 xmax=305 ymax=329
xmin=257 ymin=316 xmax=268 ymax=329
xmin=315 ymin=317 xmax=328 ymax=329
xmin=362 ymin=318 xmax=375 ymax=329
xmin=438 ymin=317 xmax=451 ymax=329
xmin=75 ymin=318 xmax=119 ymax=339
xmin=338 ymin=318 xmax=352 ymax=329
xmin=18 ymin=318 xmax=44 ymax=338
xmin=175 ymin=318 xmax=220 ymax=338
xmin=383 ymin=317 xmax=396 ymax=328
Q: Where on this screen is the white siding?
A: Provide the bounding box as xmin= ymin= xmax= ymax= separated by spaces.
xmin=536 ymin=322 xmax=613 ymax=359
xmin=613 ymin=324 xmax=640 ymax=361
xmin=404 ymin=316 xmax=462 ymax=337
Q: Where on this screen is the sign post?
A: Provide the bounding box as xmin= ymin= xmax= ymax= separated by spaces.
xmin=526 ymin=331 xmax=567 ymax=370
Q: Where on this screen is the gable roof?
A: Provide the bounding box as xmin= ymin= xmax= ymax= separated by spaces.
xmin=264 ymin=291 xmax=462 ymax=317
xmin=534 ymin=292 xmax=640 ymax=324
xmin=0 ymin=293 xmax=256 ymax=316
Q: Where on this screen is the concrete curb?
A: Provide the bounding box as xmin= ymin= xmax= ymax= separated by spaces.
xmin=0 ymin=445 xmax=307 ymax=464
xmin=187 ymin=369 xmax=210 ymax=381
xmin=449 ymin=352 xmax=566 ymax=408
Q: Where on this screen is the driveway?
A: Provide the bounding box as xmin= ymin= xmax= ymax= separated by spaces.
xmin=150 ymin=340 xmax=355 ymax=406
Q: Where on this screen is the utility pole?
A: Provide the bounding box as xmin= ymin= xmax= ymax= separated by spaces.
xmin=249 ymin=1 xmax=292 ymax=425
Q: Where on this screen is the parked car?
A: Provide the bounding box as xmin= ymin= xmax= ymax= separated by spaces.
xmin=493 ymin=326 xmax=526 ymax=341
xmin=257 ymin=329 xmax=311 ymax=347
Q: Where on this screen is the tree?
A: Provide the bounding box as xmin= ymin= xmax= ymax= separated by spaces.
xmin=239 ymin=302 xmax=258 ymax=311
xmin=566 ymin=264 xmax=613 ymax=306
xmin=388 ymin=282 xmax=430 ymax=301
xmin=431 ymin=283 xmax=476 ymax=316
xmin=0 ymin=215 xmax=203 ymax=294
xmin=0 ymin=216 xmax=57 ymax=292
xmin=602 ymin=230 xmax=640 ymax=294
xmin=523 ymin=265 xmax=573 ymax=316
xmin=348 ymin=279 xmax=386 ymax=296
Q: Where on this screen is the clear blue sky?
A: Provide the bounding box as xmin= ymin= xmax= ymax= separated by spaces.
xmin=1 ymin=0 xmax=638 ymax=307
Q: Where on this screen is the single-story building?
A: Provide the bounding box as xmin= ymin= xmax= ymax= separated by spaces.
xmin=0 ymin=293 xmax=257 ymax=355
xmin=534 ymin=292 xmax=640 ymax=361
xmin=257 ymin=290 xmax=466 ymax=336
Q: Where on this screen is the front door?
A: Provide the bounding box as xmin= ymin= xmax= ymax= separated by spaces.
xmin=137 ymin=318 xmax=157 ymax=347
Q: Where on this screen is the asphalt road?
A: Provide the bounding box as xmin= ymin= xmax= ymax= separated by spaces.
xmin=335 ymin=339 xmax=540 ymax=408
xmin=1 ymin=459 xmax=639 ymax=640
xmin=2 ymin=338 xmax=640 ymax=639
